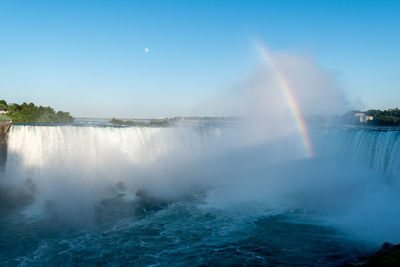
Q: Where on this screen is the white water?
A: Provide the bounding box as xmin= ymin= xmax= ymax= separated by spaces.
xmin=3 ymin=125 xmax=235 ymax=221
xmin=6 ymin=125 xmax=225 ymax=169
xmin=2 ymin=124 xmax=400 ymax=244
xmin=314 ymin=127 xmax=400 ymax=182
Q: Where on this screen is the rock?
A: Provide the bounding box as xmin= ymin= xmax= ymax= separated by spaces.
xmin=0 ymin=185 xmax=34 ymax=214
xmin=365 ymin=242 xmax=400 ymax=266
xmin=0 ymin=122 xmax=12 ymax=171
xmin=135 ymin=188 xmax=149 ymax=198
xmin=346 ymin=242 xmax=400 ymax=266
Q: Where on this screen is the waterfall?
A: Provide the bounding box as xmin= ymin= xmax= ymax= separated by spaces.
xmin=4 ymin=125 xmax=229 ymax=187
xmin=2 ymin=124 xmax=400 ymax=244
xmin=7 ymin=125 xmax=400 ymax=180
xmin=313 ymin=127 xmax=400 ymax=180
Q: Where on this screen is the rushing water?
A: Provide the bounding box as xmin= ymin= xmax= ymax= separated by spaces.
xmin=1 ymin=121 xmax=400 ymax=266
xmin=314 ymin=127 xmax=400 ymax=181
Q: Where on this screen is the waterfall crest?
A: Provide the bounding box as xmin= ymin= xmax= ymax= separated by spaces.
xmin=314 ymin=128 xmax=400 ymax=180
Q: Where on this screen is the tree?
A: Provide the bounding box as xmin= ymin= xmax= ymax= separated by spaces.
xmin=2 ymin=100 xmax=74 ymax=123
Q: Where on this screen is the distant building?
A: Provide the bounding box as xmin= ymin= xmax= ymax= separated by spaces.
xmin=354 ymin=113 xmax=373 ymax=122
xmin=0 ymin=110 xmax=8 ymax=115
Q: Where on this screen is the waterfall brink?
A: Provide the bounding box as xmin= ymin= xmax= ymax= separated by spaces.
xmin=314 ymin=128 xmax=400 ymax=180
xmin=7 ymin=125 xmax=223 ymax=166
xmin=7 ymin=125 xmax=400 ymax=181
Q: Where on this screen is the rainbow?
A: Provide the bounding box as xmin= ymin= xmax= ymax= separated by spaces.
xmin=258 ymin=45 xmax=314 ymax=158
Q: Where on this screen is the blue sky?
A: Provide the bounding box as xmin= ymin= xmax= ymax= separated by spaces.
xmin=0 ymin=0 xmax=399 ymax=117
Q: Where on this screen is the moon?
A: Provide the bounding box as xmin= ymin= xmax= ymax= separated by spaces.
xmin=145 ymin=48 xmax=149 ymax=53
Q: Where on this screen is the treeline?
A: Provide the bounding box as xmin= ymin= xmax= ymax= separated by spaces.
xmin=0 ymin=100 xmax=73 ymax=123
xmin=342 ymin=109 xmax=400 ymax=126
xmin=365 ymin=109 xmax=400 ymax=126
xmin=109 ymin=118 xmax=170 ymax=127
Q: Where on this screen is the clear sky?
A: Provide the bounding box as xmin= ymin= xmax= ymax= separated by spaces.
xmin=0 ymin=0 xmax=399 ymax=117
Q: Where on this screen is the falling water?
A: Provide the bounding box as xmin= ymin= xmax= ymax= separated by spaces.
xmin=313 ymin=127 xmax=400 ymax=182
xmin=1 ymin=123 xmax=400 ymax=265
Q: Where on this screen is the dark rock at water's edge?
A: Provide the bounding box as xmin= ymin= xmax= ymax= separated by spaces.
xmin=344 ymin=242 xmax=400 ymax=266
xmin=93 ymin=186 xmax=171 ymax=225
xmin=0 ymin=179 xmax=35 ymax=215
xmin=0 ymin=122 xmax=12 ymax=171
xmin=0 ymin=122 xmax=11 ymax=145
xmin=365 ymin=242 xmax=400 ymax=266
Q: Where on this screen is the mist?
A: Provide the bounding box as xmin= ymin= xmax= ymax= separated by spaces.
xmin=1 ymin=49 xmax=399 ymax=250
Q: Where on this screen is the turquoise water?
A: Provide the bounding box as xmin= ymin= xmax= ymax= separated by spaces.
xmin=0 ymin=196 xmax=364 ymax=266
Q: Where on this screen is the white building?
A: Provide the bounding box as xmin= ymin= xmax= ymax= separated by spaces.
xmin=355 ymin=113 xmax=373 ymax=122
xmin=0 ymin=110 xmax=8 ymax=115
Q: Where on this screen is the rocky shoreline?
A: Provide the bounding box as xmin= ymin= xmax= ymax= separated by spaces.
xmin=0 ymin=122 xmax=12 ymax=171
xmin=344 ymin=242 xmax=400 ymax=266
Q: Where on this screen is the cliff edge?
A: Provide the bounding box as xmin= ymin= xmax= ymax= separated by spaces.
xmin=0 ymin=122 xmax=12 ymax=171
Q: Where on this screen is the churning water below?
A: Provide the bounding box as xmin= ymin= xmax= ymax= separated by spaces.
xmin=1 ymin=121 xmax=400 ymax=266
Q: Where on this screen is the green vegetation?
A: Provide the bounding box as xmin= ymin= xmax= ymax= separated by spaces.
xmin=109 ymin=118 xmax=148 ymax=126
xmin=148 ymin=119 xmax=171 ymax=126
xmin=0 ymin=114 xmax=11 ymax=122
xmin=365 ymin=109 xmax=400 ymax=126
xmin=109 ymin=118 xmax=170 ymax=127
xmin=0 ymin=100 xmax=8 ymax=112
xmin=109 ymin=116 xmax=239 ymax=127
xmin=0 ymin=100 xmax=73 ymax=123
xmin=342 ymin=109 xmax=400 ymax=126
